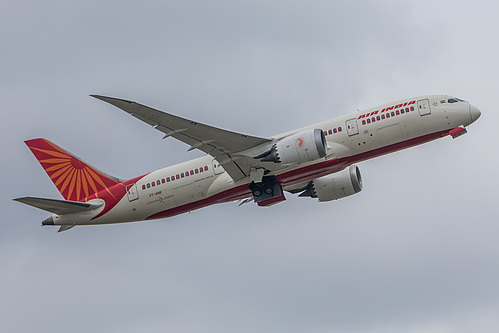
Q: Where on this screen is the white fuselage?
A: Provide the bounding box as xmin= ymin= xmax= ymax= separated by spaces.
xmin=53 ymin=95 xmax=480 ymax=226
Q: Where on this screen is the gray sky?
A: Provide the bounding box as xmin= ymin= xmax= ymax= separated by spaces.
xmin=2 ymin=1 xmax=498 ymax=332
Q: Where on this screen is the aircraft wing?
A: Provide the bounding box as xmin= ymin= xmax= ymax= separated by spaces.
xmin=92 ymin=95 xmax=272 ymax=181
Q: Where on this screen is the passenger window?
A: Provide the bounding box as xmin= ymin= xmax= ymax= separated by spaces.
xmin=142 ymin=185 xmax=146 ymax=190
xmin=362 ymin=120 xmax=366 ymax=125
xmin=391 ymin=112 xmax=395 ymax=117
xmin=376 ymin=116 xmax=380 ymax=121
xmin=367 ymin=119 xmax=371 ymax=124
xmin=401 ymin=109 xmax=404 ymax=114
xmin=338 ymin=127 xmax=342 ymax=132
xmin=176 ymin=174 xmax=180 ymax=179
xmin=204 ymin=166 xmax=208 ymax=171
xmin=147 ymin=183 xmax=150 ymax=188
xmin=410 ymin=106 xmax=415 ymax=111
xmin=151 ymin=182 xmax=155 ymax=187
xmin=381 ymin=114 xmax=385 ymax=119
xmin=328 ymin=130 xmax=332 ymax=135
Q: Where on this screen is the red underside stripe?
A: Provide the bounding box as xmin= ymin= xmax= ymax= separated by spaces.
xmin=146 ymin=130 xmax=450 ymax=220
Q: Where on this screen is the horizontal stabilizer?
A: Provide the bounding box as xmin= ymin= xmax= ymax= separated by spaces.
xmin=14 ymin=197 xmax=103 ymax=215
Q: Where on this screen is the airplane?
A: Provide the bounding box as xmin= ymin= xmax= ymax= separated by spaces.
xmin=14 ymin=95 xmax=481 ymax=232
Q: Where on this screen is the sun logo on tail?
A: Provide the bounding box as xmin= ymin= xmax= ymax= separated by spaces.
xmin=25 ymin=139 xmax=120 ymax=202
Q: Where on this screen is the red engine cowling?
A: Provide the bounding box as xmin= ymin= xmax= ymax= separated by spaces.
xmin=300 ymin=165 xmax=363 ymax=201
xmin=262 ymin=129 xmax=327 ymax=164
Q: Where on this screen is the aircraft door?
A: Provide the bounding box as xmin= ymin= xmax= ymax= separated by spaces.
xmin=345 ymin=118 xmax=359 ymax=136
xmin=212 ymin=159 xmax=225 ymax=175
xmin=126 ymin=183 xmax=139 ymax=202
xmin=417 ymin=99 xmax=431 ymax=116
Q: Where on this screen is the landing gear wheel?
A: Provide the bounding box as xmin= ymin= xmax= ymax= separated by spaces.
xmin=252 ymin=183 xmax=262 ymax=197
xmin=249 ymin=176 xmax=281 ymax=203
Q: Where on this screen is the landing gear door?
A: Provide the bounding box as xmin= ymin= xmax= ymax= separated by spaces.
xmin=417 ymin=99 xmax=431 ymax=116
xmin=346 ymin=118 xmax=359 ymax=136
xmin=126 ymin=183 xmax=139 ymax=202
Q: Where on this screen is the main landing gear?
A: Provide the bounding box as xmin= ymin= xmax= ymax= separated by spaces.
xmin=249 ymin=176 xmax=282 ymax=203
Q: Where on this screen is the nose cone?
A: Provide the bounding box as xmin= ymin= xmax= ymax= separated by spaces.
xmin=469 ymin=104 xmax=481 ymax=124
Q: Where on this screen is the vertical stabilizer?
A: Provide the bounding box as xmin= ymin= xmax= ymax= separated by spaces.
xmin=25 ymin=138 xmax=121 ymax=202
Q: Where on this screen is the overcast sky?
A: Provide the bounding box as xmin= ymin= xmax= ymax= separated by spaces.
xmin=2 ymin=1 xmax=498 ymax=332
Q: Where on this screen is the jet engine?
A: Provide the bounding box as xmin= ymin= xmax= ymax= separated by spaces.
xmin=299 ymin=165 xmax=363 ymax=201
xmin=262 ymin=129 xmax=327 ymax=164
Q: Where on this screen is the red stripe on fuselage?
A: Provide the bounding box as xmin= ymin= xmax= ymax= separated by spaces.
xmin=146 ymin=129 xmax=450 ymax=220
xmin=89 ymin=174 xmax=148 ymax=219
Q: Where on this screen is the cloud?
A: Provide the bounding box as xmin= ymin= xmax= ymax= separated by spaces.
xmin=2 ymin=1 xmax=497 ymax=332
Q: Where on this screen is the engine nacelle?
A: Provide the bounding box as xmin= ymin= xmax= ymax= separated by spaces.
xmin=262 ymin=129 xmax=327 ymax=164
xmin=300 ymin=165 xmax=363 ymax=201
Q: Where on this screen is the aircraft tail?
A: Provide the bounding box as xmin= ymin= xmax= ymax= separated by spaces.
xmin=25 ymin=138 xmax=121 ymax=202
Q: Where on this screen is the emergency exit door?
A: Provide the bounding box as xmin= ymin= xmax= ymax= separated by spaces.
xmin=126 ymin=183 xmax=139 ymax=202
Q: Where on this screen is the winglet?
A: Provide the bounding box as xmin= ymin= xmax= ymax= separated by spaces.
xmin=90 ymin=95 xmax=135 ymax=107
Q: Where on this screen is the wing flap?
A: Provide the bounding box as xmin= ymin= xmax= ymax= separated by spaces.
xmin=14 ymin=197 xmax=103 ymax=215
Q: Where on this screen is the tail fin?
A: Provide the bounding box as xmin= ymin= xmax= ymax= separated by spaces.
xmin=25 ymin=138 xmax=121 ymax=202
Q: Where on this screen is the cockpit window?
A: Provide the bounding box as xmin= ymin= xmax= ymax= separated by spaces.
xmin=448 ymin=97 xmax=466 ymax=103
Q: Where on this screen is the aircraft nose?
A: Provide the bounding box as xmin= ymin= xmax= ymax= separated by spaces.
xmin=469 ymin=104 xmax=481 ymax=123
